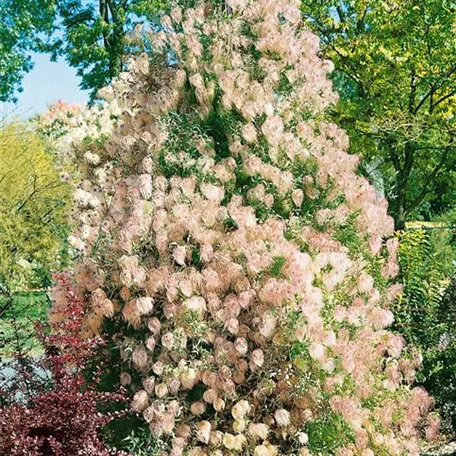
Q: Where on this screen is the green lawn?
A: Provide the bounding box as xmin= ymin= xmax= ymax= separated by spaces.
xmin=0 ymin=291 xmax=49 ymax=358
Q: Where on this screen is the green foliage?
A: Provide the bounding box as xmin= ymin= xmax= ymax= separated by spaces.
xmin=0 ymin=0 xmax=54 ymax=102
xmin=0 ymin=121 xmax=71 ymax=293
xmin=301 ymin=0 xmax=456 ymax=228
xmin=0 ymin=291 xmax=48 ymax=359
xmin=394 ymin=229 xmax=447 ymax=346
xmin=49 ymin=0 xmax=130 ymax=96
xmin=305 ymin=412 xmax=355 ymax=453
xmin=113 ymin=424 xmax=166 ymax=456
xmin=1 ymin=0 xmax=167 ymax=101
xmin=269 ymin=256 xmax=287 ymax=278
xmin=394 ymin=227 xmax=456 ymax=433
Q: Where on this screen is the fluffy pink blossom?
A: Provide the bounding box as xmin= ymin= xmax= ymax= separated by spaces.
xmin=54 ymin=0 xmax=434 ymax=453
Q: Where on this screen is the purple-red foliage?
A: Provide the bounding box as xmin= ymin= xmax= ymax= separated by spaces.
xmin=0 ymin=273 xmax=126 ymax=456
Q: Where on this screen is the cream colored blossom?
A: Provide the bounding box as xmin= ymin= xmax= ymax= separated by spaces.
xmin=197 ymin=420 xmax=211 ymax=444
xmin=274 ymin=409 xmax=291 ymax=427
xmin=248 ymin=423 xmax=270 ymax=441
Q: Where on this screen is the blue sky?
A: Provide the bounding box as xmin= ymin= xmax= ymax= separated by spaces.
xmin=0 ymin=53 xmax=89 ymax=119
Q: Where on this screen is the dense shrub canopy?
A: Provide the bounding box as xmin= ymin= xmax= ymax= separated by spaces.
xmin=54 ymin=1 xmax=438 ymax=454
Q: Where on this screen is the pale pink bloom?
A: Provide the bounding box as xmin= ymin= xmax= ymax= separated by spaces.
xmin=131 ymin=390 xmax=149 ymax=411
xmin=200 ymin=244 xmax=214 ymax=262
xmin=234 ymin=337 xmax=248 ymax=355
xmin=203 ymin=268 xmax=222 ymax=291
xmin=213 ymin=397 xmax=225 ymax=412
xmin=201 ymin=183 xmax=225 ymax=201
xmin=161 ymin=332 xmax=175 ymax=349
xmin=173 ymin=245 xmax=187 ymax=266
xmin=68 ymin=235 xmax=85 ymax=251
xmin=132 ymin=347 xmax=148 ymax=370
xmin=357 ymin=273 xmax=374 ymax=294
xmin=191 ymin=401 xmax=206 ymax=416
xmin=142 ymin=156 xmax=153 ymax=173
xmin=425 ymin=414 xmax=440 ymax=441
xmin=369 ymin=308 xmax=394 ymax=329
xmin=259 ymin=313 xmax=277 ymax=339
xmin=197 ymin=420 xmax=211 ymax=444
xmin=161 ymin=412 xmax=176 ymax=434
xmin=292 ymin=189 xmax=304 ymax=206
xmin=242 ymin=123 xmax=258 ymax=143
xmin=180 ymin=368 xmax=198 ymax=389
xmin=387 ymin=334 xmax=405 ymax=358
xmin=223 ymin=433 xmax=247 ymax=451
xmin=297 ymin=432 xmax=309 ymax=446
xmin=120 ymin=372 xmax=132 ymax=386
xmin=122 ymin=300 xmax=140 ymax=328
xmin=322 ymin=358 xmax=335 ymax=373
xmin=146 ymin=336 xmax=156 ymax=352
xmin=136 ymin=297 xmax=154 ymax=315
xmin=309 ymin=342 xmax=325 ymax=360
xmin=138 ymin=174 xmax=153 ymax=199
xmin=226 ymin=317 xmax=239 ymax=334
xmin=155 ymin=383 xmax=168 ymax=398
xmin=147 ymin=317 xmax=161 ymax=335
xmin=254 ymin=445 xmax=276 ymax=456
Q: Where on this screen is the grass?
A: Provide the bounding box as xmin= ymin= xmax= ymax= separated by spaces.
xmin=0 ymin=291 xmax=49 ymax=359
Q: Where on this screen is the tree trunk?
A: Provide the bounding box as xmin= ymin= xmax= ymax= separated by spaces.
xmin=108 ymin=33 xmax=123 ymax=78
xmin=392 ymin=142 xmax=414 ymax=230
xmin=102 ymin=0 xmax=124 ymax=80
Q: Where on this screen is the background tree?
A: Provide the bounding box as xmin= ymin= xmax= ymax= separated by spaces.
xmin=0 ymin=0 xmax=166 ymax=102
xmin=48 ymin=0 xmax=165 ymax=96
xmin=0 ymin=121 xmax=70 ymax=298
xmin=301 ymin=0 xmax=456 ymax=229
xmin=3 ymin=0 xmax=456 ymax=228
xmin=0 ymin=0 xmax=54 ymax=102
xmin=54 ymin=0 xmax=126 ymax=93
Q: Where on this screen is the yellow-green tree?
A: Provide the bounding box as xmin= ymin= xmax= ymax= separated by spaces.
xmin=301 ymin=0 xmax=456 ymax=229
xmin=0 ymin=121 xmax=70 ymax=296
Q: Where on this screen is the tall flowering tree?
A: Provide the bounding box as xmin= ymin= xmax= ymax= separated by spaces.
xmin=55 ymin=0 xmax=438 ymax=454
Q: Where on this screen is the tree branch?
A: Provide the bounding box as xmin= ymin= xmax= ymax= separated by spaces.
xmin=414 ymin=66 xmax=456 ymax=114
xmin=409 ymin=68 xmax=416 ymax=113
xmin=106 ymin=0 xmax=119 ymax=22
xmin=336 ymin=3 xmax=346 ymax=23
xmin=389 ymin=146 xmax=401 ymax=173
xmin=356 ymin=7 xmax=369 ymax=31
xmin=405 ymin=142 xmax=455 ymax=216
xmin=329 ymin=45 xmax=366 ymax=95
xmin=430 ymin=89 xmax=456 ymax=112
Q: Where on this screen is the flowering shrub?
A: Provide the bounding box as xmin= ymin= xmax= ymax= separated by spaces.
xmin=37 ymin=100 xmax=83 ymax=139
xmin=55 ymin=0 xmax=438 ymax=454
xmin=35 ymin=99 xmax=119 ymax=163
xmin=0 ymin=274 xmax=126 ymax=455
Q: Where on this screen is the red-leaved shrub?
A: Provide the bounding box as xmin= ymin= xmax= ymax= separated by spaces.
xmin=0 ymin=274 xmax=126 ymax=456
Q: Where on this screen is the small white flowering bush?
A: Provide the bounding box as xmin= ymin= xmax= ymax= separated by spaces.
xmin=54 ymin=1 xmax=438 ymax=454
